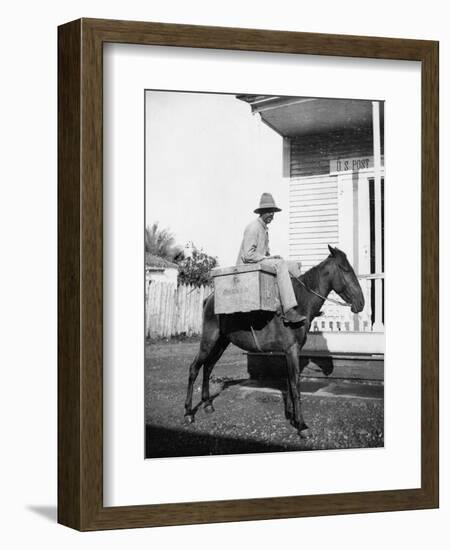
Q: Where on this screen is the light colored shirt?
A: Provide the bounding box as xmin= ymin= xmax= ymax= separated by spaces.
xmin=236 ymin=217 xmax=270 ymax=264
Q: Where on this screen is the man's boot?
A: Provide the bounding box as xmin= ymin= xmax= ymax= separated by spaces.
xmin=283 ymin=307 xmax=306 ymax=325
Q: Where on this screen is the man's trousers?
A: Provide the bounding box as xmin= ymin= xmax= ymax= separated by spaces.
xmin=261 ymin=259 xmax=301 ymax=312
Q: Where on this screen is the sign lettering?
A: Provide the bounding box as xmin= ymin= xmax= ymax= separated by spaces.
xmin=223 ymin=287 xmax=249 ymax=296
xmin=330 ymin=156 xmax=373 ymax=173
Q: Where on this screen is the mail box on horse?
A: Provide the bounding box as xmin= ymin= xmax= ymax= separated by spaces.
xmin=210 ymin=264 xmax=280 ymax=314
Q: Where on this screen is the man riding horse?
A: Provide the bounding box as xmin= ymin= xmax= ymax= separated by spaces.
xmin=184 ymin=192 xmax=364 ymax=437
xmin=237 ymin=192 xmax=306 ymax=325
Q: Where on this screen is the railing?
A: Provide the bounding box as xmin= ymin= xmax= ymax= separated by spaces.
xmin=311 ymin=273 xmax=384 ymax=333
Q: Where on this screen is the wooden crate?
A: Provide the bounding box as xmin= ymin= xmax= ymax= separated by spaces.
xmin=211 ymin=264 xmax=278 ymax=314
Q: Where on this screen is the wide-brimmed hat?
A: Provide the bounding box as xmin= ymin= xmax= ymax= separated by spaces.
xmin=254 ymin=193 xmax=282 ymax=214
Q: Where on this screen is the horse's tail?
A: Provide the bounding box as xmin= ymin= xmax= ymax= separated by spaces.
xmin=203 ymin=289 xmax=214 ymax=307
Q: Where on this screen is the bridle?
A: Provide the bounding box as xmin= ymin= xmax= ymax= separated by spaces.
xmin=296 ymin=264 xmax=352 ymax=308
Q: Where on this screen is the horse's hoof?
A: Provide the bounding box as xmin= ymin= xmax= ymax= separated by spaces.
xmin=184 ymin=414 xmax=195 ymax=424
xmin=204 ymin=404 xmax=215 ymax=414
xmin=298 ymin=427 xmax=312 ymax=439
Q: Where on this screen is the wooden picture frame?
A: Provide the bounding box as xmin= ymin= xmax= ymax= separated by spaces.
xmin=58 ymin=18 xmax=439 ymax=531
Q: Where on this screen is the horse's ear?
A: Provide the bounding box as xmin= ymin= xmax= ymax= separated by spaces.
xmin=328 ymin=244 xmax=336 ymax=256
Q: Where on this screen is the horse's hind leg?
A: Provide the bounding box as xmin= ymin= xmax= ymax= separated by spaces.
xmin=202 ymin=336 xmax=229 ymax=413
xmin=184 ymin=331 xmax=225 ymax=423
xmin=184 ymin=350 xmax=204 ymax=424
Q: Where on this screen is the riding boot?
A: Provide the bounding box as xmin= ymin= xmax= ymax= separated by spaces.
xmin=283 ymin=307 xmax=306 ymax=325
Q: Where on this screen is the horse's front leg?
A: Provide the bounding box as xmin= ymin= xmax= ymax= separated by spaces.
xmin=284 ymin=370 xmax=293 ymax=422
xmin=285 ymin=343 xmax=311 ymax=438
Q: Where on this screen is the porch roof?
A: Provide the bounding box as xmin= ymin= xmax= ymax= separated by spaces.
xmin=236 ymin=95 xmax=384 ymax=138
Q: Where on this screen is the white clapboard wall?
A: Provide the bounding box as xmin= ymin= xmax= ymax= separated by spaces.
xmin=289 ymin=175 xmax=339 ymax=271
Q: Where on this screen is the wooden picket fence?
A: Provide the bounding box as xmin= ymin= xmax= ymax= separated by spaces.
xmin=145 ymin=281 xmax=213 ymax=339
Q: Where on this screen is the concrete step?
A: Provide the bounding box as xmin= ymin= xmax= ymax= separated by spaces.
xmin=247 ymin=351 xmax=384 ymax=382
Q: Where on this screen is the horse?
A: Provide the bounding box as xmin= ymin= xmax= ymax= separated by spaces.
xmin=184 ymin=245 xmax=365 ymax=438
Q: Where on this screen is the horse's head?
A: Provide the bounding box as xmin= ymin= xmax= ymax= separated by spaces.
xmin=325 ymin=245 xmax=365 ymax=313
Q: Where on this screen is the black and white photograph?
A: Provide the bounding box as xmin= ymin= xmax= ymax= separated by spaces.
xmin=4 ymin=0 xmax=444 ymax=544
xmin=144 ymin=90 xmax=385 ymax=458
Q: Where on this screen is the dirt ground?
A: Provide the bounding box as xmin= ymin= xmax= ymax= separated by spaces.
xmin=145 ymin=339 xmax=384 ymax=458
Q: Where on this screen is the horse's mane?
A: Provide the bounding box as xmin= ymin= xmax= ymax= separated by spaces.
xmin=290 ymin=257 xmax=332 ymax=317
xmin=296 ymin=257 xmax=328 ymax=289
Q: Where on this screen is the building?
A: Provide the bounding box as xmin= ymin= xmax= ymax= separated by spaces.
xmin=145 ymin=253 xmax=178 ymax=286
xmin=237 ymin=95 xmax=384 ymax=351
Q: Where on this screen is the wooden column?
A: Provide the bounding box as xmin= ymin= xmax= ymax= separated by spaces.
xmin=372 ymin=101 xmax=384 ymax=332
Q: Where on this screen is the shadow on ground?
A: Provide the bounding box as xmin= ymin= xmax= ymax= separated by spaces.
xmin=146 ymin=424 xmax=289 ymax=458
xmin=145 ymin=340 xmax=384 ymax=458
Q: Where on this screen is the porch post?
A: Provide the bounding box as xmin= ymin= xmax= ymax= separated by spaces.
xmin=372 ymin=101 xmax=384 ymax=332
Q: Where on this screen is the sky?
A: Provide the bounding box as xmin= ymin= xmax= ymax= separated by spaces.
xmin=145 ymin=90 xmax=289 ymax=266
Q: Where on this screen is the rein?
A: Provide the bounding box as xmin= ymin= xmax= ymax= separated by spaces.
xmin=296 ymin=277 xmax=351 ymax=308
